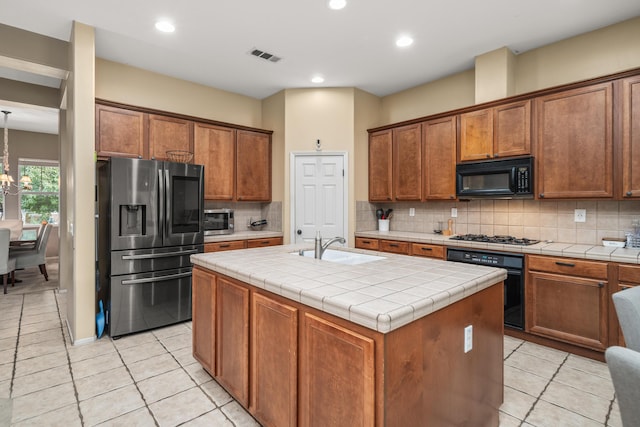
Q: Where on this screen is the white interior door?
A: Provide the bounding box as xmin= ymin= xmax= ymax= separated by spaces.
xmin=293 ymin=154 xmax=345 ymax=245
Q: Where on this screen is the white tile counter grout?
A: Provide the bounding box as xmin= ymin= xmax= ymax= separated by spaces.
xmin=355 ymin=230 xmax=640 ymax=264
xmin=191 ymin=244 xmax=507 ymax=333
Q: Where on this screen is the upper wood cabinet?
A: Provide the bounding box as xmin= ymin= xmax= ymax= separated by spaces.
xmin=621 ymin=75 xmax=640 ymax=199
xmin=194 ymin=123 xmax=236 ymax=200
xmin=459 ymin=100 xmax=531 ymax=162
xmin=95 ymin=104 xmax=147 ymax=159
xmin=148 ymin=114 xmax=193 ymax=161
xmin=236 ymin=130 xmax=271 ymax=201
xmin=194 ymin=125 xmax=271 ymax=202
xmin=368 ymin=129 xmax=393 ymax=202
xmin=393 ymin=124 xmax=422 ymax=201
xmin=422 ymin=115 xmax=457 ymax=200
xmin=536 ymin=83 xmax=613 ymax=199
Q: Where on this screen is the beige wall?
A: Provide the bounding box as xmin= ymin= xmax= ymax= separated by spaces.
xmin=96 ymin=59 xmax=263 ymax=129
xmin=262 ymin=90 xmax=285 ymax=203
xmin=354 ymin=89 xmax=381 ymax=201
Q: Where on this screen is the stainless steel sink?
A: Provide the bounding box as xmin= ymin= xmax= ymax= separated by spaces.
xmin=291 ymin=249 xmax=385 ymax=265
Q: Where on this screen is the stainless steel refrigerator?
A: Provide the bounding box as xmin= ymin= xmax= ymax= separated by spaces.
xmin=97 ymin=157 xmax=204 ymax=338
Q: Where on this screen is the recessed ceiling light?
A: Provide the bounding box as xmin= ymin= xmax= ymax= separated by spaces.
xmin=328 ymin=0 xmax=347 ymax=10
xmin=311 ymin=75 xmax=325 ymax=84
xmin=396 ymin=35 xmax=414 ymax=48
xmin=155 ymin=20 xmax=175 ymax=33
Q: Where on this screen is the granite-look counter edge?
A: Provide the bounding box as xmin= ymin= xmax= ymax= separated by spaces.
xmin=355 ymin=230 xmax=640 ymax=264
xmin=191 ymin=244 xmax=507 ymax=333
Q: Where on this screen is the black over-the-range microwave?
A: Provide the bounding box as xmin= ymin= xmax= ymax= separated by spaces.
xmin=456 ymin=156 xmax=534 ymax=199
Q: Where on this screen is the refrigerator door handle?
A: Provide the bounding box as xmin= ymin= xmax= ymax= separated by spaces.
xmin=122 ymin=271 xmax=193 ymax=285
xmin=121 ymin=249 xmax=199 ymax=260
xmin=158 ymin=168 xmax=165 ymax=240
xmin=164 ymin=168 xmax=171 ymax=238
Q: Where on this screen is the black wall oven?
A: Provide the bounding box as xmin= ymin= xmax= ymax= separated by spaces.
xmin=447 ymin=248 xmax=525 ymax=330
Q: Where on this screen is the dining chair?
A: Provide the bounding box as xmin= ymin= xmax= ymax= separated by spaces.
xmin=0 ymin=228 xmax=16 ymax=294
xmin=612 ymin=286 xmax=640 ymax=352
xmin=0 ymin=219 xmax=23 ymax=241
xmin=10 ymin=223 xmax=52 ymax=281
xmin=605 ymin=346 xmax=640 ymax=427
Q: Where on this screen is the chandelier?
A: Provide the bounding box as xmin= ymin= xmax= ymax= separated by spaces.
xmin=1 ymin=110 xmax=32 ymax=195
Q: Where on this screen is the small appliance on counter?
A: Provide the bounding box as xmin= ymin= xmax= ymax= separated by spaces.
xmin=204 ymin=209 xmax=234 ymax=235
xmin=249 ymin=218 xmax=268 ymax=231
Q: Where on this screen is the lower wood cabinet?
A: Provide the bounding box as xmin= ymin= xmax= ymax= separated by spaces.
xmin=192 ymin=268 xmax=216 ymax=373
xmin=378 ymin=239 xmax=410 ymax=255
xmin=615 ymin=264 xmax=640 ymax=347
xmin=205 ymin=237 xmax=283 ymax=253
xmin=354 ymin=237 xmax=379 ymax=251
xmin=410 ymin=243 xmax=445 ymax=259
xmin=526 ymin=255 xmax=609 ymax=351
xmin=355 ymin=237 xmax=445 ymax=260
xmin=247 ymin=237 xmax=284 ymax=248
xmin=250 ymin=293 xmax=298 ymax=427
xmin=216 ymin=276 xmax=250 ymax=406
xmin=299 ymin=313 xmax=375 ymax=427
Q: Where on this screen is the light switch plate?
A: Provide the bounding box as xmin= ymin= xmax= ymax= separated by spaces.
xmin=574 ymin=209 xmax=586 ymax=223
xmin=464 ymin=325 xmax=473 ymax=353
xmin=409 ymin=208 xmax=415 ymax=217
xmin=451 ymin=208 xmax=458 ymax=218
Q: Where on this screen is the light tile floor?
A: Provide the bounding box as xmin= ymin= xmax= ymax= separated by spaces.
xmin=0 ymin=290 xmax=622 ymax=426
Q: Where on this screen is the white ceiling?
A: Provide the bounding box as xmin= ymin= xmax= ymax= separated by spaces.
xmin=1 ymin=0 xmax=639 ymax=134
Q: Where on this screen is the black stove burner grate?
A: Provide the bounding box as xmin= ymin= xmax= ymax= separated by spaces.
xmin=449 ymin=234 xmax=540 ymax=246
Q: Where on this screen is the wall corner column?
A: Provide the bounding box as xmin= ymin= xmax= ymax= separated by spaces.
xmin=475 ymin=46 xmax=517 ymax=103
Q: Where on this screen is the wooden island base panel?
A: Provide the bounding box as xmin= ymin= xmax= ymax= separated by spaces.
xmin=191 ymin=245 xmax=506 ymax=427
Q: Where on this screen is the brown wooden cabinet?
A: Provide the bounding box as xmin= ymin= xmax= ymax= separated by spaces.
xmin=250 ymin=293 xmax=298 ymax=427
xmin=216 ymin=276 xmax=250 ymax=406
xmin=422 ymin=116 xmax=457 ymax=200
xmin=148 ymin=114 xmax=193 ymax=161
xmin=95 ymin=104 xmax=147 ymax=159
xmin=379 ymin=239 xmax=410 ymax=255
xmin=204 ymin=240 xmax=247 ymax=252
xmin=246 ymin=237 xmax=283 ymax=248
xmin=392 ymin=124 xmax=422 ymax=201
xmin=526 ymin=255 xmax=609 ymax=351
xmin=621 ymin=75 xmax=640 ymax=199
xmin=354 ymin=237 xmax=379 ymax=251
xmin=236 ymin=130 xmax=271 ymax=201
xmin=192 ymin=267 xmax=216 ymax=374
xmin=535 ymin=83 xmax=613 ymax=199
xmin=459 ymin=100 xmax=530 ymax=162
xmin=615 ymin=264 xmax=640 ymax=347
xmin=194 ymin=123 xmax=236 ymax=200
xmin=368 ymin=129 xmax=393 ymax=202
xmin=299 ymin=313 xmax=375 ymax=427
xmin=411 ymin=243 xmax=445 ymax=259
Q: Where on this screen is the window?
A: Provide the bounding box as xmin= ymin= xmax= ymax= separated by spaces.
xmin=19 ymin=159 xmax=60 ymax=225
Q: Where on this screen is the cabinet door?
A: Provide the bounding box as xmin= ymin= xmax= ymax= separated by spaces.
xmin=526 ymin=271 xmax=608 ymax=350
xmin=355 ymin=237 xmax=379 ymax=251
xmin=192 ymin=268 xmax=215 ymax=374
xmin=148 ymin=115 xmax=193 ymax=161
xmin=216 ymin=277 xmax=250 ymax=406
xmin=368 ymin=130 xmax=393 ymax=202
xmin=379 ymin=239 xmax=410 ymax=255
xmin=246 ymin=237 xmax=283 ymax=248
xmin=194 ymin=123 xmax=235 ymax=200
xmin=236 ymin=130 xmax=271 ymax=201
xmin=251 ymin=293 xmax=298 ymax=427
xmin=621 ymin=76 xmax=640 ymax=198
xmin=423 ymin=116 xmax=457 ymax=200
xmin=300 ymin=313 xmax=374 ymax=427
xmin=536 ymin=83 xmax=613 ymax=199
xmin=392 ymin=124 xmax=422 ymax=200
xmin=204 ymin=241 xmax=247 ymax=252
xmin=411 ymin=243 xmax=445 ymax=259
xmin=494 ymin=100 xmax=531 ymax=158
xmin=95 ymin=104 xmax=147 ymax=159
xmin=460 ymin=108 xmax=493 ymax=161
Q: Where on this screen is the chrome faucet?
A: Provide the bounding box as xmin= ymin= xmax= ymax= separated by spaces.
xmin=314 ymin=231 xmax=346 ymax=259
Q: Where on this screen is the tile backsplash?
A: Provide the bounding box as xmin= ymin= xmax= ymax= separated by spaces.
xmin=357 ymin=199 xmax=640 ymax=246
xmin=204 ymin=201 xmax=282 ymax=232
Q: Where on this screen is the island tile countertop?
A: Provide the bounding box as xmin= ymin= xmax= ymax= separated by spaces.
xmin=355 ymin=230 xmax=640 ymax=264
xmin=191 ymin=244 xmax=507 ymax=333
xmin=204 ymin=230 xmax=283 ymax=243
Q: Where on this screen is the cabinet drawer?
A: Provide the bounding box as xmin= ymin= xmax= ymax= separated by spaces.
xmin=247 ymin=237 xmax=283 ymax=249
xmin=205 ymin=241 xmax=247 ymax=252
xmin=411 ymin=243 xmax=444 ymax=259
xmin=355 ymin=237 xmax=379 ymax=250
xmin=379 ymin=240 xmax=410 ymax=255
xmin=527 ymin=255 xmax=607 ymax=280
xmin=618 ymin=264 xmax=640 ymax=285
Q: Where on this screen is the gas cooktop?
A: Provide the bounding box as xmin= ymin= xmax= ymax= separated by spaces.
xmin=449 ymin=234 xmax=541 ymax=246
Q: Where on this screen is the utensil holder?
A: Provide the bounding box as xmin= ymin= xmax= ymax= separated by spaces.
xmin=378 ymin=219 xmax=390 ymax=232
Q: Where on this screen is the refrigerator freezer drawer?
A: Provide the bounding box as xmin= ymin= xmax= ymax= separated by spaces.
xmin=109 ymin=267 xmax=192 ymax=338
xmin=110 ymin=244 xmax=203 ymax=276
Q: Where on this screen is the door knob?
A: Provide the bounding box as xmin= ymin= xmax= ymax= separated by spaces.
xmin=296 ymin=229 xmax=302 ymax=235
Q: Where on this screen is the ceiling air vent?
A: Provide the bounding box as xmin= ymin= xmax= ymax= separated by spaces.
xmin=249 ymin=48 xmax=282 ymax=63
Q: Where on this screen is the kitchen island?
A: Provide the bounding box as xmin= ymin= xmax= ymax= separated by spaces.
xmin=191 ymin=245 xmax=507 ymax=427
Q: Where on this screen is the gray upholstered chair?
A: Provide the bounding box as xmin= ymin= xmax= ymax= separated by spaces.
xmin=10 ymin=223 xmax=52 ymax=281
xmin=0 ymin=228 xmax=16 ymax=294
xmin=612 ymin=286 xmax=640 ymax=352
xmin=605 ymin=346 xmax=640 ymax=427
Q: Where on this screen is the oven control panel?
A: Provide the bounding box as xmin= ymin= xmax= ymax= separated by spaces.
xmin=462 ymin=253 xmax=502 ymax=265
